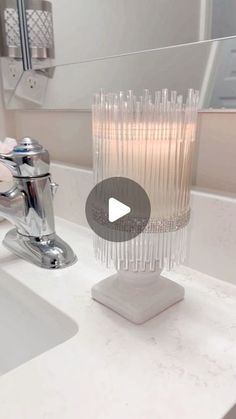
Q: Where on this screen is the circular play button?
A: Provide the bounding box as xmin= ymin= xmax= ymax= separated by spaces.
xmin=85 ymin=177 xmax=151 ymax=242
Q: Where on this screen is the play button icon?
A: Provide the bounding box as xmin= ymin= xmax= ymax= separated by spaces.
xmin=85 ymin=177 xmax=151 ymax=242
xmin=108 ymin=198 xmax=131 ymax=222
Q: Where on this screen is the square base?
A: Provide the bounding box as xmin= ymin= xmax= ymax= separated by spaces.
xmin=92 ymin=272 xmax=185 ymax=324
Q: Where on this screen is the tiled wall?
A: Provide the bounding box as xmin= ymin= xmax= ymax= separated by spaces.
xmin=12 ymin=110 xmax=236 ymax=194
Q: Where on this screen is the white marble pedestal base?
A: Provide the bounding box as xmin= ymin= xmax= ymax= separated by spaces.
xmin=91 ymin=270 xmax=185 ymax=324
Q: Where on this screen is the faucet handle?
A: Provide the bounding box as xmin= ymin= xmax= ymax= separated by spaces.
xmin=0 ymin=137 xmax=50 ymax=178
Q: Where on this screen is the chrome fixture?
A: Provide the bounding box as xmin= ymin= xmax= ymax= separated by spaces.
xmin=0 ymin=0 xmax=54 ymax=70
xmin=26 ymin=0 xmax=54 ymax=60
xmin=0 ymin=137 xmax=77 ymax=269
xmin=0 ymin=0 xmax=21 ymax=59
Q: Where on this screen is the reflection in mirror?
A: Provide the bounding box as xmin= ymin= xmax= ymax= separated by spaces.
xmin=32 ymin=0 xmax=236 ymax=70
xmin=0 ymin=0 xmax=22 ymax=59
xmin=6 ymin=37 xmax=236 ymax=111
xmin=0 ymin=0 xmax=24 ymax=106
xmin=0 ymin=57 xmax=22 ymax=106
xmin=3 ymin=65 xmax=55 ymax=107
xmin=25 ymin=0 xmax=55 ymax=72
xmin=0 ymin=0 xmax=55 ymax=107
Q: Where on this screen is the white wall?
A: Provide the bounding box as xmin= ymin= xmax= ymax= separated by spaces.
xmin=11 ymin=41 xmax=211 ymax=110
xmin=50 ymin=0 xmax=200 ymax=67
xmin=0 ymin=78 xmax=16 ymax=141
xmin=194 ymin=112 xmax=236 ymax=193
xmin=13 ymin=110 xmax=92 ymax=168
xmin=211 ymin=0 xmax=236 ymax=38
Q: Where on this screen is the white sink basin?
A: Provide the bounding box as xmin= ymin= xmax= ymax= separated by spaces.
xmin=0 ymin=269 xmax=78 ymax=376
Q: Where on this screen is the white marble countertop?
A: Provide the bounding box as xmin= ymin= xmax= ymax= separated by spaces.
xmin=0 ymin=218 xmax=235 ymax=419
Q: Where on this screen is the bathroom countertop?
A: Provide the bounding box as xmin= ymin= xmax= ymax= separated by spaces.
xmin=0 ymin=218 xmax=235 ymax=419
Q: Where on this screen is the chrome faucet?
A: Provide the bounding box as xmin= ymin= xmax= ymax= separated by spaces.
xmin=0 ymin=137 xmax=77 ymax=269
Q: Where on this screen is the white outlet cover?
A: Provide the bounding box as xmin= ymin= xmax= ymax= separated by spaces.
xmin=15 ymin=70 xmax=48 ymax=105
xmin=1 ymin=58 xmax=23 ymax=91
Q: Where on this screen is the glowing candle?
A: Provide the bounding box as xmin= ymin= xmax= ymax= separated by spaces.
xmin=92 ymin=88 xmax=199 ymax=270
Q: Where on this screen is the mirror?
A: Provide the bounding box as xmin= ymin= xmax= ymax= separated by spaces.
xmin=5 ymin=36 xmax=236 ymax=110
xmin=1 ymin=0 xmax=236 ymax=111
xmin=32 ymin=0 xmax=236 ymax=70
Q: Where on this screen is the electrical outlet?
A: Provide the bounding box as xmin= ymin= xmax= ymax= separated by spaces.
xmin=1 ymin=58 xmax=23 ymax=91
xmin=15 ymin=70 xmax=48 ymax=105
xmin=27 ymin=76 xmax=38 ymax=89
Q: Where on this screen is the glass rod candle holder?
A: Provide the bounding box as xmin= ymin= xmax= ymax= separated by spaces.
xmin=91 ymin=88 xmax=199 ymax=324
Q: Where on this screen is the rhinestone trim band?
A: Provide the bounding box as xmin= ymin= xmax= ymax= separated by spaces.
xmin=144 ymin=210 xmax=191 ymax=233
xmin=92 ymin=207 xmax=191 ymax=234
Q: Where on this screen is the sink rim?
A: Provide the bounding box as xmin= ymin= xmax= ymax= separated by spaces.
xmin=0 ymin=267 xmax=79 ymax=377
